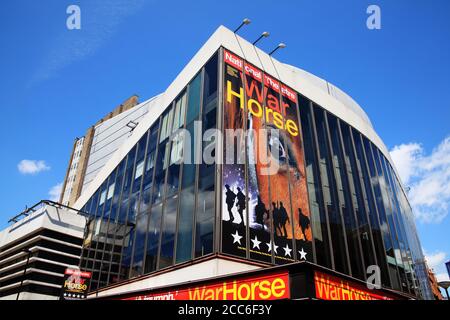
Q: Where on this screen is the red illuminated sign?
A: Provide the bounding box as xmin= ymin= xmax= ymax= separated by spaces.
xmin=64 ymin=269 xmax=92 ymax=278
xmin=281 ymin=84 xmax=297 ymax=103
xmin=224 ymin=50 xmax=243 ymax=70
xmin=61 ymin=268 xmax=92 ymax=300
xmin=244 ymin=63 xmax=262 ymax=82
xmin=123 ymin=271 xmax=290 ymax=300
xmin=264 ymin=74 xmax=280 ymax=93
xmin=314 ymin=271 xmax=393 ymax=300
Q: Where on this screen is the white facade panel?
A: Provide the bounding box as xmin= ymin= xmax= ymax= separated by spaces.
xmin=89 ymin=258 xmax=261 ymax=299
xmin=80 ymin=97 xmax=159 ymax=195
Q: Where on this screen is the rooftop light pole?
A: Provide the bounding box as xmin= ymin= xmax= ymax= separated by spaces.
xmin=252 ymin=31 xmax=270 ymax=45
xmin=234 ymin=18 xmax=251 ymax=33
xmin=269 ymin=43 xmax=286 ymax=56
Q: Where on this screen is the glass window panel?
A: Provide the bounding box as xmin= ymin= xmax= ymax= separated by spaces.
xmin=107 ymin=182 xmax=115 ymax=200
xmin=362 ymin=136 xmax=401 ymax=290
xmin=352 ymin=129 xmax=391 ymax=288
xmin=119 ymin=134 xmax=148 ymax=280
xmin=373 ymin=145 xmax=408 ymax=292
xmin=314 ymin=106 xmax=349 ymax=274
xmin=99 ymin=189 xmax=107 ymax=206
xmin=299 ymin=96 xmax=332 ymax=268
xmin=186 ymin=72 xmax=201 ymax=124
xmin=327 ymin=114 xmax=365 ymax=279
xmin=159 ymin=196 xmax=179 ymax=269
xmin=203 ymin=53 xmax=218 ymax=113
xmin=340 ymin=122 xmax=377 ymax=272
xmin=181 ymin=123 xmax=197 ymax=189
xmin=134 ymin=160 xmax=144 ymax=180
xmin=195 ymin=106 xmax=216 ymax=258
xmin=152 ymin=142 xmax=169 ymax=204
xmin=144 ymin=203 xmax=163 ymax=273
xmin=175 ymin=187 xmax=195 ymax=263
xmin=129 ymin=213 xmax=148 ymax=278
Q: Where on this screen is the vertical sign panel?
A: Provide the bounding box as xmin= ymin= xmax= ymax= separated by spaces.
xmin=222 ymin=50 xmax=247 ymax=257
xmin=221 ymin=49 xmax=312 ymax=264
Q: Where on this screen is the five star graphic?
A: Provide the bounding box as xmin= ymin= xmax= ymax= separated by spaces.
xmin=231 ymin=230 xmax=243 ymax=245
xmin=265 ymin=240 xmax=278 ymax=254
xmin=298 ymin=248 xmax=307 ymax=260
xmin=283 ymin=244 xmax=292 ymax=257
xmin=251 ymin=236 xmax=261 ymax=249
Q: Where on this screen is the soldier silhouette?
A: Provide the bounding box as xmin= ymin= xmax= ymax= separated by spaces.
xmin=235 ymin=187 xmax=246 ymax=225
xmin=254 ymin=196 xmax=268 ymax=229
xmin=278 ymin=201 xmax=290 ymax=237
xmin=272 ymin=202 xmax=281 ymax=236
xmin=225 ymin=184 xmax=236 ymax=221
xmin=298 ymin=208 xmax=310 ymax=240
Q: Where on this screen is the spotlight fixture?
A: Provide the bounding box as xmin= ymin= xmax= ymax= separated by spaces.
xmin=269 ymin=43 xmax=286 ymax=56
xmin=252 ymin=31 xmax=270 ymax=45
xmin=234 ymin=18 xmax=251 ymax=33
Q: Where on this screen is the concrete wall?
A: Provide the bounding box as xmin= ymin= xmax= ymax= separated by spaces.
xmin=0 ymin=204 xmax=86 ymax=249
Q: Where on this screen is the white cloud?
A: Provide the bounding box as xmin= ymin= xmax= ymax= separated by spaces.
xmin=48 ymin=182 xmax=63 ymax=202
xmin=436 ymin=272 xmax=450 ymax=282
xmin=425 ymin=251 xmax=446 ymax=271
xmin=17 ymin=160 xmax=51 ymax=175
xmin=390 ymin=136 xmax=450 ymax=223
xmin=390 ymin=142 xmax=422 ymax=184
xmin=424 ymin=250 xmax=449 ymax=285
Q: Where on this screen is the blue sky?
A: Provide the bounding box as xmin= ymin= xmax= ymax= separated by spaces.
xmin=0 ymin=0 xmax=449 ymax=291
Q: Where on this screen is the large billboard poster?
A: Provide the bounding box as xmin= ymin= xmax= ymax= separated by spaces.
xmin=221 ymin=49 xmax=312 ymax=263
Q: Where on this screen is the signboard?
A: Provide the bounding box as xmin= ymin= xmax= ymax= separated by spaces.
xmin=61 ymin=268 xmax=92 ymax=300
xmin=221 ymin=49 xmax=312 ymax=265
xmin=314 ymin=271 xmax=394 ymax=300
xmin=123 ymin=271 xmax=290 ymax=300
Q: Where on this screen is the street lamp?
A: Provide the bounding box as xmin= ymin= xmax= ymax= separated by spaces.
xmin=234 ymin=18 xmax=251 ymax=33
xmin=269 ymin=43 xmax=286 ymax=56
xmin=252 ymin=32 xmax=270 ymax=45
xmin=16 ymin=248 xmax=32 ymax=300
xmin=438 ymin=281 xmax=450 ymax=300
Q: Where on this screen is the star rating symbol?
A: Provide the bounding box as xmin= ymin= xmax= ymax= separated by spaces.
xmin=251 ymin=236 xmax=261 ymax=249
xmin=299 ymin=248 xmax=307 ymax=260
xmin=266 ymin=240 xmax=278 ymax=254
xmin=283 ymin=244 xmax=292 ymax=257
xmin=231 ymin=230 xmax=243 ymax=245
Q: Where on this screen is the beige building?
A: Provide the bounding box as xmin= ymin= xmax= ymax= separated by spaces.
xmin=60 ymin=95 xmax=142 ymax=206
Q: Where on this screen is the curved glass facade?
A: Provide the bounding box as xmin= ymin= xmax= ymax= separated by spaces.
xmin=79 ymin=48 xmax=430 ymax=298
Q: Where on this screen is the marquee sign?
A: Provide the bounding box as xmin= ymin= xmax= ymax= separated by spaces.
xmin=314 ymin=271 xmax=394 ymax=300
xmin=122 ymin=271 xmax=290 ymax=300
xmin=61 ymin=268 xmax=92 ymax=300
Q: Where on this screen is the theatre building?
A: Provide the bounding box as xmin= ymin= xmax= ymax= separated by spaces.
xmin=73 ymin=25 xmax=433 ymax=300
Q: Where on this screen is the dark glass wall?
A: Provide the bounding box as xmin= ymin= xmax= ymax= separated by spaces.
xmin=80 ymin=51 xmax=219 ymax=291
